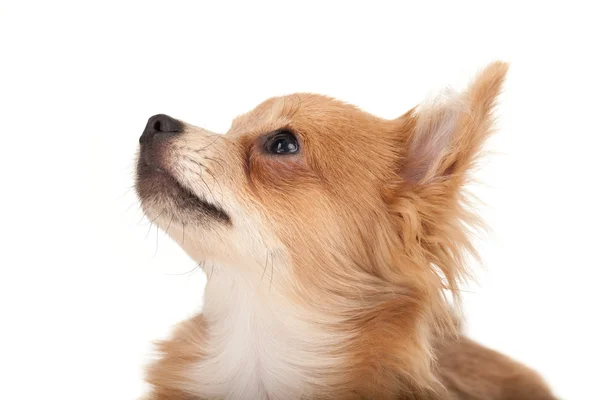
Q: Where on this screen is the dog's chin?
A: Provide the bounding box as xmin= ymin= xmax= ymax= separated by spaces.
xmin=136 ymin=161 xmax=231 ymax=225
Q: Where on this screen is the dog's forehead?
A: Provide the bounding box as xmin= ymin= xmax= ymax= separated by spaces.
xmin=228 ymin=96 xmax=298 ymax=137
xmin=227 ymin=93 xmax=351 ymax=138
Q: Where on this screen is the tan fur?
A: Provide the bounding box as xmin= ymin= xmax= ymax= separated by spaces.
xmin=436 ymin=337 xmax=555 ymax=400
xmin=136 ymin=62 xmax=556 ymax=399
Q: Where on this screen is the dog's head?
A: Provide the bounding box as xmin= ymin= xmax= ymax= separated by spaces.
xmin=136 ymin=62 xmax=508 ymax=393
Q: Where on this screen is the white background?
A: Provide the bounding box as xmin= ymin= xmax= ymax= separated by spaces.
xmin=1 ymin=1 xmax=598 ymax=399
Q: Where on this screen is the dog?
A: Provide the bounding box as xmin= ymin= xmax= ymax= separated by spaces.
xmin=135 ymin=62 xmax=556 ymax=400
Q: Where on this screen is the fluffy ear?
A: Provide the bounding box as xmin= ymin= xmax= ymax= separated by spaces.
xmin=399 ymin=61 xmax=509 ymax=184
xmin=387 ymin=62 xmax=509 ymax=298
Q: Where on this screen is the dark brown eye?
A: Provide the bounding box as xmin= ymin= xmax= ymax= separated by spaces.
xmin=265 ymin=130 xmax=299 ymax=155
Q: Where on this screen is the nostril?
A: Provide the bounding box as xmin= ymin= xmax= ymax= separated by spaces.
xmin=140 ymin=114 xmax=183 ymax=144
xmin=154 ymin=114 xmax=182 ymax=133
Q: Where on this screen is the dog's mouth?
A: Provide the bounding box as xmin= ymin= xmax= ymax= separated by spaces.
xmin=136 ymin=159 xmax=231 ymax=225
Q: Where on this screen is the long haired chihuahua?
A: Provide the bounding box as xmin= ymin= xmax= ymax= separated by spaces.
xmin=135 ymin=62 xmax=556 ymax=400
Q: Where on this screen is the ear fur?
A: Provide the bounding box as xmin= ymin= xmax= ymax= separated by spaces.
xmin=402 ymin=61 xmax=509 ymax=184
xmin=387 ymin=61 xmax=509 ymax=304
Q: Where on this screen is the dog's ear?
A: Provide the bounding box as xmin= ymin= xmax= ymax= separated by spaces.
xmin=397 ymin=61 xmax=509 ymax=185
xmin=386 ymin=62 xmax=508 ymax=294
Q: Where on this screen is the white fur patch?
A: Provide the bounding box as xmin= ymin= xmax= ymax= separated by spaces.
xmin=407 ymin=87 xmax=468 ymax=183
xmin=180 ymin=264 xmax=348 ymax=400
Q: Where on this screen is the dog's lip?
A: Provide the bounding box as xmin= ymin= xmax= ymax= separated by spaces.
xmin=152 ymin=165 xmax=207 ymax=201
xmin=147 ymin=164 xmax=232 ymax=224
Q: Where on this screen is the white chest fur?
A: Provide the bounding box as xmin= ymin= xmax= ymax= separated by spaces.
xmin=185 ymin=269 xmax=346 ymax=400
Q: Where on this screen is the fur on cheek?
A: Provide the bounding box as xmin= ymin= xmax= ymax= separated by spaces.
xmin=246 ymin=147 xmax=319 ymax=196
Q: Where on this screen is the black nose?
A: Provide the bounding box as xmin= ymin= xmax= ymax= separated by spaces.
xmin=140 ymin=114 xmax=183 ymax=144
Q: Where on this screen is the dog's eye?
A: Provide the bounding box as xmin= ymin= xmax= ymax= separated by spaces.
xmin=265 ymin=130 xmax=299 ymax=155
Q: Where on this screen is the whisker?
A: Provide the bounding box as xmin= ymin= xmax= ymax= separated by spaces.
xmin=137 ymin=210 xmax=148 ymax=225
xmin=269 ymin=251 xmax=274 ymax=291
xmin=208 ymin=261 xmax=215 ymax=282
xmin=153 ymin=225 xmax=159 ymax=257
xmin=118 ymin=185 xmax=135 ymax=200
xmin=144 ymin=220 xmax=153 ymax=240
xmin=165 ymin=261 xmax=204 ymax=276
xmin=194 ymin=134 xmax=223 ymax=153
xmin=259 ymin=250 xmax=269 ymax=289
xmin=149 ymin=208 xmax=165 ymax=224
xmin=144 ymin=209 xmax=164 ymax=240
xmin=165 ymin=213 xmax=174 ymax=235
xmin=125 ymin=200 xmax=140 ymax=213
xmin=204 ymin=166 xmax=224 ymax=204
xmin=198 ymin=171 xmax=218 ymax=206
xmin=204 ymin=157 xmax=226 ymax=177
xmin=183 ymin=154 xmax=226 ymax=207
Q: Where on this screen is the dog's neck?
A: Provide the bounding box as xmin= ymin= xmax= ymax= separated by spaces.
xmin=186 ymin=264 xmax=348 ymax=400
xmin=180 ymin=262 xmax=439 ymax=400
